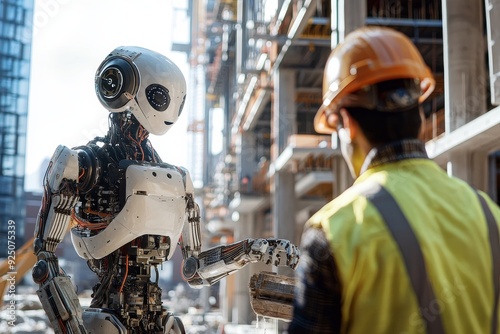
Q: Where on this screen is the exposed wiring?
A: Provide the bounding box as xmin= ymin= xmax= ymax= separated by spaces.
xmin=119 ymin=254 xmax=129 ymax=293
xmin=58 ymin=319 xmax=67 ymax=334
xmin=83 ymin=209 xmax=111 ymax=219
xmin=71 ymin=209 xmax=109 ymax=230
xmin=78 ymin=167 xmax=85 ymax=181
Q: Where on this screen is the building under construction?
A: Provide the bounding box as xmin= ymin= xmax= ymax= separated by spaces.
xmin=187 ymin=0 xmax=500 ymax=327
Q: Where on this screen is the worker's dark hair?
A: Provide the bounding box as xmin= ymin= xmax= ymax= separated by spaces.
xmin=343 ymin=79 xmax=423 ymax=147
xmin=345 ymin=106 xmax=421 ymax=147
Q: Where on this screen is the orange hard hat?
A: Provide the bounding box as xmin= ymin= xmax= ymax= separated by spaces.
xmin=314 ymin=26 xmax=435 ymax=134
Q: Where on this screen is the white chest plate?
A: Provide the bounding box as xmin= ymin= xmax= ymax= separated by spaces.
xmin=71 ymin=163 xmax=187 ymax=260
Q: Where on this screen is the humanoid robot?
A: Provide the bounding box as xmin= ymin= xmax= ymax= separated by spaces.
xmin=32 ymin=46 xmax=299 ymax=334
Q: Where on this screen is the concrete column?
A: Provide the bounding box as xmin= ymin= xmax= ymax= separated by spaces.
xmin=330 ymin=0 xmax=364 ymax=192
xmin=219 ymin=272 xmax=234 ymax=322
xmin=273 ymin=172 xmax=296 ymax=276
xmin=446 ymin=150 xmax=489 ymax=191
xmin=442 ymin=0 xmax=488 ymax=188
xmin=272 ymin=69 xmax=296 ymax=277
xmin=471 ymin=151 xmax=489 ymax=190
xmin=333 ymin=0 xmax=367 ymax=44
xmin=442 ymin=0 xmax=487 ymax=132
xmin=272 ymin=69 xmax=296 ymax=157
xmin=230 ymin=210 xmax=270 ymax=324
xmin=233 ymin=212 xmax=253 ymax=324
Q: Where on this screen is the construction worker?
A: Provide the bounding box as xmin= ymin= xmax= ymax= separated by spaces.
xmin=288 ymin=26 xmax=500 ymax=334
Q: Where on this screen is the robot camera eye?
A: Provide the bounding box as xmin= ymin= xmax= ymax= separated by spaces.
xmin=146 ymin=84 xmax=170 ymax=111
xmin=99 ymin=67 xmax=123 ymax=99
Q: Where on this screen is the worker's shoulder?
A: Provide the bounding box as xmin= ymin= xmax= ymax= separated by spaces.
xmin=307 ymin=180 xmax=381 ymax=229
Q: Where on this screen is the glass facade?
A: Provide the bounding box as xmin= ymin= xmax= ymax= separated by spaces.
xmin=0 ymin=0 xmax=34 ymax=257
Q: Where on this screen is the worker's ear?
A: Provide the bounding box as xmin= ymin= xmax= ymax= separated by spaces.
xmin=339 ymin=108 xmax=357 ymax=141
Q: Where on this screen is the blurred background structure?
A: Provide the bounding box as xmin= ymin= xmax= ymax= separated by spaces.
xmin=191 ymin=0 xmax=500 ymax=331
xmin=1 ymin=0 xmax=500 ymax=333
xmin=0 ymin=0 xmax=33 ymax=257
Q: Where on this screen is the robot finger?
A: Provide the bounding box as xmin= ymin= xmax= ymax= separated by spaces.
xmin=250 ymin=238 xmax=269 ymax=255
xmin=287 ymin=247 xmax=300 ymax=270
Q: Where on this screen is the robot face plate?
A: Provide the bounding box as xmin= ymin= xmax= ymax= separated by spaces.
xmin=95 ymin=46 xmax=187 ymax=135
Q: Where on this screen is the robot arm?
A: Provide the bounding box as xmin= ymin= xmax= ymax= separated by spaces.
xmin=180 ymin=192 xmax=300 ymax=288
xmin=32 ymin=145 xmax=87 ymax=334
xmin=33 ymin=145 xmax=79 ymax=254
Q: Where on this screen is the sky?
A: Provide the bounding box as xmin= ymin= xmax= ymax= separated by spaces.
xmin=25 ymin=0 xmax=190 ymax=191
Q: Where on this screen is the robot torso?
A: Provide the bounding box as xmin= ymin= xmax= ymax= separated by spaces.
xmin=71 ymin=160 xmax=190 ymax=260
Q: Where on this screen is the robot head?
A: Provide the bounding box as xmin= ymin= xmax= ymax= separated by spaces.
xmin=95 ymin=46 xmax=187 ymax=135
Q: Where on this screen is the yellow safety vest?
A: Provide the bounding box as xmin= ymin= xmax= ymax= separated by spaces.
xmin=307 ymin=159 xmax=500 ymax=333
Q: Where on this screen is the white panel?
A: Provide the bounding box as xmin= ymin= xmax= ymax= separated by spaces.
xmin=485 ymin=0 xmax=500 ymax=105
xmin=426 ymin=105 xmax=500 ymax=164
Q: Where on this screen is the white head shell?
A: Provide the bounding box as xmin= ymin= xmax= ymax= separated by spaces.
xmin=95 ymin=46 xmax=187 ymax=135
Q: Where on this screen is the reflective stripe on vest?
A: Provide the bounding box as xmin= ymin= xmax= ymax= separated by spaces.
xmin=362 ymin=183 xmax=445 ymax=334
xmin=476 ymin=192 xmax=500 ymax=334
xmin=363 ymin=183 xmax=500 ymax=334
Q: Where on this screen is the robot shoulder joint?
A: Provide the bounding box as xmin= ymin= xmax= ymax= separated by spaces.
xmin=46 ymin=145 xmax=79 ymax=191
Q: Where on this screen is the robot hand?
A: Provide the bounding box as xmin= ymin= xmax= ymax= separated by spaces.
xmin=247 ymin=238 xmax=300 ymax=269
xmin=181 ymin=238 xmax=300 ymax=288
